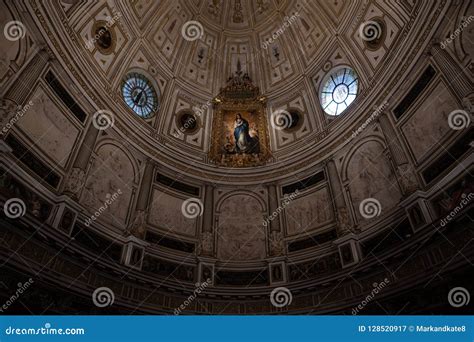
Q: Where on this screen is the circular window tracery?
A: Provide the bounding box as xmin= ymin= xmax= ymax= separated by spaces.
xmin=320 ymin=67 xmax=359 ymax=116
xmin=122 ymin=73 xmax=159 ymax=118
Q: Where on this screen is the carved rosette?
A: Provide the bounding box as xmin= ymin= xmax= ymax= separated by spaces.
xmin=269 ymin=231 xmax=285 ymax=256
xmin=127 ymin=209 xmax=147 ymax=239
xmin=64 ymin=168 xmax=86 ymax=197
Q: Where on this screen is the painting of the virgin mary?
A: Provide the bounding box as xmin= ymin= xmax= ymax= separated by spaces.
xmin=233 ymin=113 xmax=259 ymax=154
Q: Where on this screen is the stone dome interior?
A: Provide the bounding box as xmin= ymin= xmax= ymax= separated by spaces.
xmin=0 ymin=0 xmax=473 ymax=315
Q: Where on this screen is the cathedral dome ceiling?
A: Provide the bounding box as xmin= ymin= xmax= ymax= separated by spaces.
xmin=21 ymin=0 xmax=446 ymax=184
xmin=1 ymin=0 xmax=473 ymax=315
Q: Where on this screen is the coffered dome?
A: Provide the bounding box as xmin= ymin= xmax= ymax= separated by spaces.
xmin=0 ymin=0 xmax=473 ymax=315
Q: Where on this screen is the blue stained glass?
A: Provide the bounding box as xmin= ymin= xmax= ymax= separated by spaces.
xmin=320 ymin=67 xmax=359 ymax=116
xmin=122 ymin=73 xmax=159 ymax=118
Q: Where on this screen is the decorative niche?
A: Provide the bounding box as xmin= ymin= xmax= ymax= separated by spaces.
xmin=92 ymin=20 xmax=116 ymax=54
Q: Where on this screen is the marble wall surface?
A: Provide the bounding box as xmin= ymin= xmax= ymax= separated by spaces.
xmin=80 ymin=143 xmax=134 ymax=228
xmin=402 ymin=81 xmax=459 ymax=162
xmin=18 ymin=86 xmax=79 ymax=167
xmin=284 ymin=186 xmax=334 ymax=235
xmin=148 ymin=188 xmax=198 ymax=237
xmin=346 ymin=140 xmax=402 ymax=224
xmin=217 ymin=194 xmax=266 ymax=261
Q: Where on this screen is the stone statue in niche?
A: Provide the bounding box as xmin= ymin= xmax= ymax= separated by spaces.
xmin=272 ymin=264 xmax=283 ymax=282
xmin=397 ymin=163 xmax=419 ymax=194
xmin=199 ymin=231 xmax=214 ymax=255
xmin=269 ymin=231 xmax=284 ymax=256
xmin=336 ymin=207 xmax=352 ymax=234
xmin=127 ymin=209 xmax=147 ymax=239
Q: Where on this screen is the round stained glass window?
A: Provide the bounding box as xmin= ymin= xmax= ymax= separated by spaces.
xmin=320 ymin=67 xmax=359 ymax=116
xmin=122 ymin=73 xmax=159 ymax=118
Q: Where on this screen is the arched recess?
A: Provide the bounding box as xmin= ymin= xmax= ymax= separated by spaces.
xmin=342 ymin=137 xmax=402 ymax=225
xmin=79 ymin=140 xmax=138 ymax=230
xmin=216 ymin=191 xmax=267 ymax=261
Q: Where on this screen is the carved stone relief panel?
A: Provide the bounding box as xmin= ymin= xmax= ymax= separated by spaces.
xmin=345 ymin=139 xmax=402 ymax=225
xmin=148 ymin=188 xmax=198 ymax=237
xmin=216 ymin=193 xmax=266 ymax=261
xmin=314 ymin=0 xmax=354 ymax=26
xmin=148 ymin=2 xmax=192 ymax=70
xmin=80 ymin=143 xmax=135 ymax=229
xmin=401 ymin=81 xmax=460 ymax=163
xmin=282 ymin=0 xmax=330 ymax=67
xmin=284 ymin=186 xmax=335 ymax=236
xmin=17 ymin=86 xmax=80 ymax=168
xmin=179 ymin=29 xmax=218 ymax=92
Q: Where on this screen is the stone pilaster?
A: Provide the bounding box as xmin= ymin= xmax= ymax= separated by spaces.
xmin=431 ymin=43 xmax=472 ymax=100
xmin=3 ymin=49 xmax=50 ymax=105
xmin=199 ymin=184 xmax=215 ymax=256
xmin=127 ymin=159 xmax=155 ymax=239
xmin=63 ymin=124 xmax=100 ymax=198
xmin=267 ymin=184 xmax=281 ymax=232
xmin=326 ymin=159 xmax=352 ymax=236
xmin=378 ymin=113 xmax=419 ymax=195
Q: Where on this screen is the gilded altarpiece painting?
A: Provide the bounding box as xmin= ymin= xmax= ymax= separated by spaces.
xmin=209 ymin=68 xmax=272 ymax=167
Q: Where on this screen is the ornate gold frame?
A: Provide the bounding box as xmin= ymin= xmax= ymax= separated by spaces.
xmin=208 ymin=69 xmax=272 ymax=167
